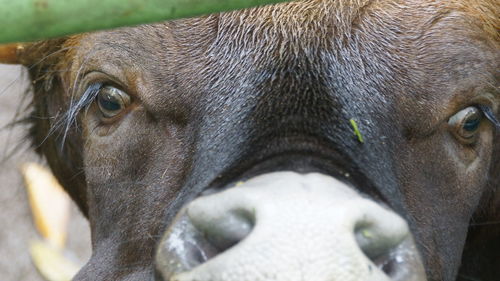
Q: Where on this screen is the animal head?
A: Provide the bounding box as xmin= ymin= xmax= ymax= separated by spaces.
xmin=2 ymin=0 xmax=499 ymax=280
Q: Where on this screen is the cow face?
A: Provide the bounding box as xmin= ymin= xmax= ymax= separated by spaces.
xmin=4 ymin=0 xmax=499 ymax=280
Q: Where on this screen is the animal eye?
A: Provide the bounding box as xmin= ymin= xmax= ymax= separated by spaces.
xmin=97 ymin=86 xmax=131 ymax=118
xmin=448 ymin=106 xmax=483 ymax=144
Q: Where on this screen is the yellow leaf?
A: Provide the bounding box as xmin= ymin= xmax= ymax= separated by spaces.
xmin=21 ymin=162 xmax=71 ymax=249
xmin=30 ymin=239 xmax=80 ymax=281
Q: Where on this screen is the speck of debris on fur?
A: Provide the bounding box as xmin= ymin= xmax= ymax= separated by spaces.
xmin=350 ymin=119 xmax=364 ymax=143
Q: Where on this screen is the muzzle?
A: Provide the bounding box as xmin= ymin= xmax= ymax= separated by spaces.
xmin=156 ymin=172 xmax=427 ymax=281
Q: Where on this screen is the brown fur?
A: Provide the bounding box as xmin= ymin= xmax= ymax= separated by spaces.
xmin=2 ymin=0 xmax=499 ymax=280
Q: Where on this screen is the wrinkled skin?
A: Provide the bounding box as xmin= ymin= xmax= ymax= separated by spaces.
xmin=7 ymin=0 xmax=499 ymax=280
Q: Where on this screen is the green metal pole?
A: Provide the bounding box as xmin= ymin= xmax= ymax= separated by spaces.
xmin=0 ymin=0 xmax=291 ymax=43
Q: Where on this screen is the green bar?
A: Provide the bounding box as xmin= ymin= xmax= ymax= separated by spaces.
xmin=0 ymin=0 xmax=290 ymax=43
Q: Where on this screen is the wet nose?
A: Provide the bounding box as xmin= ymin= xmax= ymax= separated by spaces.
xmin=156 ymin=172 xmax=427 ymax=281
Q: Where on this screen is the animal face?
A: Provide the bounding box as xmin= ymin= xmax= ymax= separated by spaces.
xmin=4 ymin=0 xmax=499 ymax=280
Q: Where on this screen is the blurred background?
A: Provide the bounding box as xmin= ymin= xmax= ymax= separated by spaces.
xmin=0 ymin=64 xmax=91 ymax=281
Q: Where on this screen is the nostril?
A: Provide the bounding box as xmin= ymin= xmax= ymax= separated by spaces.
xmin=156 ymin=206 xmax=255 ymax=280
xmin=156 ymin=214 xmax=220 ymax=277
xmin=354 ymin=219 xmax=423 ymax=280
xmin=195 ymin=209 xmax=255 ymax=252
xmin=377 ymin=255 xmax=398 ymax=276
xmin=355 ymin=223 xmax=382 ymax=259
xmin=354 ymin=222 xmax=406 ymax=261
xmin=370 ymin=238 xmax=422 ymax=280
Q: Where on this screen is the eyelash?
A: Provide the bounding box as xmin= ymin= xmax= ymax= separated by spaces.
xmin=477 ymin=105 xmax=500 ymax=129
xmin=78 ymin=82 xmax=104 ymax=110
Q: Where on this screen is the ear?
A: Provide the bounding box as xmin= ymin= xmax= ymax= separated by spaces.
xmin=0 ymin=43 xmax=24 ymax=64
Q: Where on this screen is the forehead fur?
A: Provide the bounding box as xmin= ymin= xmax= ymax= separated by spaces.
xmin=449 ymin=0 xmax=499 ymax=41
xmin=16 ymin=0 xmax=498 ymax=76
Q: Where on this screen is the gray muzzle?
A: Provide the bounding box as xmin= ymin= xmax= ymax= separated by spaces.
xmin=156 ymin=172 xmax=427 ymax=281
